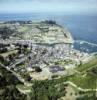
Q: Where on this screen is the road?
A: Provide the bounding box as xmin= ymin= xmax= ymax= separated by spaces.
xmin=64 ymin=81 xmax=97 ymax=92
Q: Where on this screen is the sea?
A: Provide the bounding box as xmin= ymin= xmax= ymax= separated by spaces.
xmin=0 ymin=13 xmax=97 ymax=53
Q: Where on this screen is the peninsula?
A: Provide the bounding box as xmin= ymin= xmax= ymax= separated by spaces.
xmin=0 ymin=20 xmax=97 ymax=100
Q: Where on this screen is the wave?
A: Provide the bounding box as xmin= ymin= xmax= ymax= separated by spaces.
xmin=75 ymin=40 xmax=97 ymax=47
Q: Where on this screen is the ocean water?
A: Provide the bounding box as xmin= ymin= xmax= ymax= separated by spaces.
xmin=0 ymin=13 xmax=97 ymax=53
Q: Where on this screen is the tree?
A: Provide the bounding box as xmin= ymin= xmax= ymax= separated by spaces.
xmin=35 ymin=67 xmax=42 ymax=72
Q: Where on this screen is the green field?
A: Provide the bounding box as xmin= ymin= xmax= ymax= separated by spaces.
xmin=67 ymin=55 xmax=97 ymax=89
xmin=76 ymin=55 xmax=97 ymax=72
xmin=68 ymin=73 xmax=97 ymax=89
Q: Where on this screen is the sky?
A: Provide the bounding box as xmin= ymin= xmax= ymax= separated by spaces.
xmin=0 ymin=0 xmax=97 ymax=14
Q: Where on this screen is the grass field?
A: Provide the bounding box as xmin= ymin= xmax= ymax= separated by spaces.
xmin=68 ymin=73 xmax=97 ymax=89
xmin=67 ymin=55 xmax=97 ymax=89
xmin=76 ymin=55 xmax=97 ymax=72
xmin=18 ymin=26 xmax=30 ymax=33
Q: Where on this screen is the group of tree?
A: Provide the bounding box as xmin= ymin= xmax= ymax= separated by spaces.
xmin=0 ymin=65 xmax=26 ymax=100
xmin=4 ymin=20 xmax=32 ymax=24
xmin=42 ymin=20 xmax=56 ymax=25
xmin=16 ymin=44 xmax=31 ymax=55
xmin=0 ymin=55 xmax=10 ymax=66
xmin=0 ymin=47 xmax=8 ymax=53
xmin=0 ymin=85 xmax=27 ymax=100
xmin=30 ymin=76 xmax=68 ymax=100
xmin=0 ymin=26 xmax=15 ymax=39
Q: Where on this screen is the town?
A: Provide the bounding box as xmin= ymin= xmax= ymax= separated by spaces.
xmin=0 ymin=20 xmax=97 ymax=100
